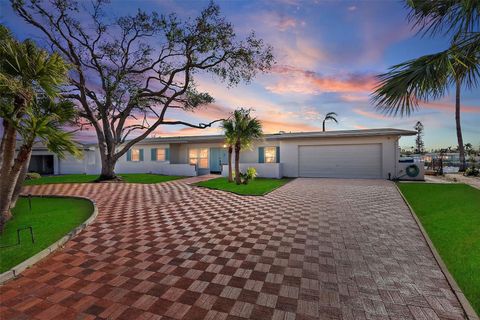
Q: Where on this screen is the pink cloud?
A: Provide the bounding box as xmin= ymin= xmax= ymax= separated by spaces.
xmin=354 ymin=124 xmax=368 ymax=129
xmin=352 ymin=108 xmax=390 ymax=120
xmin=183 ymin=103 xmax=233 ymax=120
xmin=266 ymin=65 xmax=377 ymax=95
xmin=259 ymin=12 xmax=302 ymax=31
xmin=260 ymin=118 xmax=318 ymax=133
xmin=359 ymin=16 xmax=417 ymax=64
xmin=422 ymin=101 xmax=480 ymax=113
xmin=340 ymin=93 xmax=370 ymax=102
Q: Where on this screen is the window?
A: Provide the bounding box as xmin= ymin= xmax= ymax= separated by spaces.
xmin=189 ymin=148 xmax=209 ymax=168
xmin=264 ymin=147 xmax=277 ymax=163
xmin=131 ymin=149 xmax=141 ymax=161
xmin=156 ymin=149 xmax=166 ymax=161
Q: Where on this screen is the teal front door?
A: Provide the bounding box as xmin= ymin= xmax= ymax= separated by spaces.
xmin=210 ymin=148 xmax=228 ymax=173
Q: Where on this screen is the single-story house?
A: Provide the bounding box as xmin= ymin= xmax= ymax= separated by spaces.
xmin=28 ymin=128 xmax=421 ymax=179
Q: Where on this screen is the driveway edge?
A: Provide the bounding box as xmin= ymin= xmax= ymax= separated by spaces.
xmin=394 ymin=183 xmax=479 ymax=320
xmin=0 ymin=195 xmax=98 ymax=285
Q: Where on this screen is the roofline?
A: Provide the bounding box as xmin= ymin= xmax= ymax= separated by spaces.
xmin=122 ymin=128 xmax=416 ymax=145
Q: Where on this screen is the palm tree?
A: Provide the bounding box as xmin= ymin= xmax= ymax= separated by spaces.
xmin=225 ymin=109 xmax=263 ymax=185
xmin=0 ymin=26 xmax=72 ymax=232
xmin=371 ymin=0 xmax=480 ymax=171
xmin=221 ymin=118 xmax=235 ymax=182
xmin=10 ymin=97 xmax=80 ymax=208
xmin=322 ymin=112 xmax=338 ymax=132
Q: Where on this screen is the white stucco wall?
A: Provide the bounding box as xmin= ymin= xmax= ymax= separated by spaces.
xmin=47 ymin=134 xmax=405 ymax=179
xmin=115 ymin=144 xmax=171 ymax=173
xmin=279 ymin=135 xmax=399 ymax=179
xmin=238 ymin=141 xmax=280 ymax=163
xmin=166 ymin=141 xmax=280 ymax=164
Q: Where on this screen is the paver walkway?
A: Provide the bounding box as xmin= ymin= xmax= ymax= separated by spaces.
xmin=0 ymin=178 xmax=468 ymax=319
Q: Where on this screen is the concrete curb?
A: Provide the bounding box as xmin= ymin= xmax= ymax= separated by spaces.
xmin=394 ymin=183 xmax=479 ymax=320
xmin=0 ymin=195 xmax=98 ymax=284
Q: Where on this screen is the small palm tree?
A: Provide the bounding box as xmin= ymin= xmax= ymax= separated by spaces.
xmin=10 ymin=97 xmax=80 ymax=208
xmin=322 ymin=112 xmax=338 ymax=132
xmin=225 ymin=109 xmax=262 ymax=185
xmin=0 ymin=26 xmax=72 ymax=232
xmin=221 ymin=118 xmax=235 ymax=182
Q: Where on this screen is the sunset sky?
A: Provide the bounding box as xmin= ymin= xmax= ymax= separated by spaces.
xmin=1 ymin=0 xmax=479 ymax=149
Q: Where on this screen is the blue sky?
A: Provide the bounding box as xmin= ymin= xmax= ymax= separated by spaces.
xmin=1 ymin=0 xmax=479 ymax=149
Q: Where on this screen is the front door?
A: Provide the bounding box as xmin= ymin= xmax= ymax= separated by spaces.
xmin=210 ymin=148 xmax=228 ymax=173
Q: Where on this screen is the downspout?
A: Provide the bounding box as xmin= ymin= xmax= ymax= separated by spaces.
xmin=394 ymin=137 xmax=400 ymax=180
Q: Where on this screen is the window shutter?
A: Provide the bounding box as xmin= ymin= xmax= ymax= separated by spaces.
xmin=151 ymin=148 xmax=157 ymax=161
xmin=139 ymin=149 xmax=144 ymax=161
xmin=258 ymin=147 xmax=264 ymax=163
xmin=165 ymin=148 xmax=170 ymax=161
xmin=276 ymin=146 xmax=280 ymax=163
xmin=127 ymin=149 xmax=132 ymax=161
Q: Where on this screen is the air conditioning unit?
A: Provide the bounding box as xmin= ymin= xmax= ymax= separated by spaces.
xmin=397 ymin=159 xmax=425 ymax=181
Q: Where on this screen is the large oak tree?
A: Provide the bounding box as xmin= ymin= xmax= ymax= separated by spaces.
xmin=12 ymin=0 xmax=274 ymax=180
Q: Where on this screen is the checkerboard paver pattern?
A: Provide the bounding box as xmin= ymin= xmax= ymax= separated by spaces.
xmin=0 ymin=178 xmax=468 ymax=319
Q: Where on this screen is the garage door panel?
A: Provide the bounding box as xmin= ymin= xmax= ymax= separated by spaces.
xmin=298 ymin=144 xmax=382 ymax=178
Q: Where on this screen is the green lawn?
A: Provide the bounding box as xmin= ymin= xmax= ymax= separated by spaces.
xmin=195 ymin=177 xmax=292 ymax=195
xmin=0 ymin=197 xmax=94 ymax=273
xmin=397 ymin=183 xmax=480 ymax=315
xmin=23 ymin=173 xmax=183 ymax=185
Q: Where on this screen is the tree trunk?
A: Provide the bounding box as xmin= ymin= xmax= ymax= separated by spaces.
xmin=455 ymin=79 xmax=466 ymax=171
xmin=0 ymin=119 xmax=11 ymax=168
xmin=97 ymin=156 xmax=117 ymax=181
xmin=322 ymin=120 xmax=325 ymax=132
xmin=234 ymin=142 xmax=241 ymax=185
xmin=227 ymin=146 xmax=233 ymax=182
xmin=0 ymin=145 xmax=31 ymax=233
xmin=10 ymin=149 xmax=32 ymax=209
xmin=0 ymin=123 xmax=16 ymax=182
xmin=0 ymin=124 xmax=17 ymax=233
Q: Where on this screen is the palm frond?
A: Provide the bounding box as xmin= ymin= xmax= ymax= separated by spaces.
xmin=221 ymin=108 xmax=263 ymax=149
xmin=371 ymin=49 xmax=453 ymax=116
xmin=407 ymin=0 xmax=480 ymax=38
xmin=325 ymin=115 xmax=338 ymax=123
xmin=16 ymin=96 xmax=81 ymax=158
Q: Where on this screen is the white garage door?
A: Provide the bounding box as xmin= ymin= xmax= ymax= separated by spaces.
xmin=298 ymin=144 xmax=382 ymax=178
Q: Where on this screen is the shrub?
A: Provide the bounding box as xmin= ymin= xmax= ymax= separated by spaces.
xmin=239 ymin=167 xmax=257 ymax=185
xmin=25 ymin=172 xmax=41 ymax=180
xmin=464 ymin=166 xmax=479 ymax=177
xmin=245 ymin=167 xmax=257 ymax=180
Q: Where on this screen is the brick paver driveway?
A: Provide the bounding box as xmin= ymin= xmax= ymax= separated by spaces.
xmin=1 ymin=178 xmax=467 ymax=320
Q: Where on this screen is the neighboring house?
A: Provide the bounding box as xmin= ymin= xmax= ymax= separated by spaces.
xmin=28 ymin=141 xmax=97 ymax=175
xmin=28 ymin=128 xmax=418 ymax=179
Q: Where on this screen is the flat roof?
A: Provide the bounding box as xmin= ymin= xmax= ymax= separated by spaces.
xmin=131 ymin=128 xmax=416 ymax=145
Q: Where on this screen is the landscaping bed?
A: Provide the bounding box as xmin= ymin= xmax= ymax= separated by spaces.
xmin=397 ymin=183 xmax=480 ymax=315
xmin=0 ymin=197 xmax=94 ymax=273
xmin=24 ymin=173 xmax=183 ymax=185
xmin=195 ymin=177 xmax=291 ymax=195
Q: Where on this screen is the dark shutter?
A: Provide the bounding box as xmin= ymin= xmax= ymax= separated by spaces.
xmin=258 ymin=147 xmax=264 ymax=163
